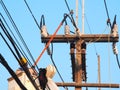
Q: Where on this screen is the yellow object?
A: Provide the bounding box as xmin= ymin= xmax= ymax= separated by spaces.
xmin=19 ymin=57 xmax=27 ymax=65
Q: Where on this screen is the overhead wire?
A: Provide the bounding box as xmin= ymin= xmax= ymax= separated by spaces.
xmin=39 ymin=14 xmax=68 ymax=89
xmin=107 ymin=29 xmax=112 ymax=89
xmin=79 ymin=0 xmax=99 ymax=56
xmin=0 ymin=19 xmax=40 ymax=90
xmin=103 ymin=0 xmax=120 ymax=70
xmin=24 ymin=0 xmax=68 ymax=88
xmin=23 ymin=0 xmax=40 ymax=30
xmin=0 ymin=0 xmax=39 ymax=70
xmin=0 ymin=13 xmax=34 ymax=69
xmin=0 ymin=54 xmax=27 ymax=90
xmin=64 ymin=0 xmax=78 ymax=31
xmin=104 ymin=0 xmax=112 ymax=28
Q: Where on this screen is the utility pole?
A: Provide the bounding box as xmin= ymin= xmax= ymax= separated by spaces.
xmin=41 ymin=34 xmax=119 ymax=90
xmin=98 ymin=55 xmax=101 ymax=90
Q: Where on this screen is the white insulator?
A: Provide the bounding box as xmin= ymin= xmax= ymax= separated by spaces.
xmin=76 ymin=28 xmax=81 ymax=37
xmin=46 ymin=65 xmax=56 ymax=79
xmin=112 ymin=24 xmax=118 ymax=37
xmin=64 ymin=25 xmax=70 ymax=35
xmin=112 ymin=43 xmax=118 ymax=54
xmin=41 ymin=25 xmax=48 ymax=37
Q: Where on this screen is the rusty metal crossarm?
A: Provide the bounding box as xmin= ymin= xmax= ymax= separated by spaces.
xmin=56 ymin=82 xmax=120 ymax=88
xmin=41 ymin=34 xmax=119 ymax=43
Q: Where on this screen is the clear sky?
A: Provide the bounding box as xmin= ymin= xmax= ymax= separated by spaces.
xmin=0 ymin=0 xmax=120 ymax=90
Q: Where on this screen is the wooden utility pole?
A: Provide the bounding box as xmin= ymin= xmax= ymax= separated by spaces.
xmin=75 ymin=39 xmax=83 ymax=90
xmin=41 ymin=34 xmax=119 ymax=90
xmin=98 ymin=55 xmax=101 ymax=90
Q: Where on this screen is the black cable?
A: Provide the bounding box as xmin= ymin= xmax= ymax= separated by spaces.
xmin=40 ymin=15 xmax=45 ymax=30
xmin=116 ymin=54 xmax=120 ymax=69
xmin=0 ymin=19 xmax=33 ymax=68
xmin=64 ymin=0 xmax=78 ymax=30
xmin=0 ymin=15 xmax=38 ymax=75
xmin=49 ymin=55 xmax=68 ymax=90
xmin=23 ymin=0 xmax=40 ymax=30
xmin=0 ymin=13 xmax=34 ymax=69
xmin=1 ymin=20 xmax=40 ymax=90
xmin=0 ymin=0 xmax=39 ymax=70
xmin=64 ymin=0 xmax=71 ymax=12
xmin=0 ymin=33 xmax=19 ymax=61
xmin=104 ymin=0 xmax=112 ymax=28
xmin=0 ymin=54 xmax=27 ymax=90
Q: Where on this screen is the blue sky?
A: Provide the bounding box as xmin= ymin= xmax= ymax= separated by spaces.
xmin=0 ymin=0 xmax=120 ymax=90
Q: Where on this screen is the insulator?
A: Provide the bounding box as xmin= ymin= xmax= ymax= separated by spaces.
xmin=41 ymin=25 xmax=48 ymax=37
xmin=46 ymin=65 xmax=56 ymax=79
xmin=112 ymin=43 xmax=118 ymax=54
xmin=112 ymin=24 xmax=118 ymax=37
xmin=64 ymin=25 xmax=70 ymax=35
xmin=76 ymin=28 xmax=81 ymax=37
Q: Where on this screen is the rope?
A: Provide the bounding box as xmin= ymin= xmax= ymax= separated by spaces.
xmin=34 ymin=14 xmax=68 ymax=66
xmin=87 ymin=26 xmax=108 ymax=44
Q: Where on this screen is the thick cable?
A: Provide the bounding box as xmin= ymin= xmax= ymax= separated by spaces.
xmin=34 ymin=14 xmax=68 ymax=66
xmin=0 ymin=0 xmax=38 ymax=69
xmin=0 ymin=54 xmax=27 ymax=90
xmin=0 ymin=14 xmax=35 ymax=69
xmin=0 ymin=19 xmax=34 ymax=69
xmin=0 ymin=33 xmax=19 ymax=61
xmin=1 ymin=20 xmax=40 ymax=90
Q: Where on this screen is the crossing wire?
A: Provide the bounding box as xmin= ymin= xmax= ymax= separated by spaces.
xmin=0 ymin=13 xmax=34 ymax=69
xmin=0 ymin=0 xmax=39 ymax=70
xmin=0 ymin=19 xmax=40 ymax=90
xmin=103 ymin=0 xmax=120 ymax=70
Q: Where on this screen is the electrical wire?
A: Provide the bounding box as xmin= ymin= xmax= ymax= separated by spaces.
xmin=0 ymin=54 xmax=27 ymax=90
xmin=49 ymin=55 xmax=68 ymax=90
xmin=0 ymin=0 xmax=39 ymax=70
xmin=34 ymin=14 xmax=68 ymax=66
xmin=104 ymin=0 xmax=112 ymax=28
xmin=0 ymin=13 xmax=34 ymax=69
xmin=116 ymin=54 xmax=120 ymax=69
xmin=0 ymin=18 xmax=37 ymax=75
xmin=23 ymin=0 xmax=40 ymax=30
xmin=64 ymin=0 xmax=78 ymax=31
xmin=104 ymin=0 xmax=120 ymax=70
xmin=1 ymin=20 xmax=40 ymax=90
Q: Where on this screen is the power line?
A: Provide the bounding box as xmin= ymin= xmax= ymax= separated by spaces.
xmin=0 ymin=54 xmax=27 ymax=90
xmin=104 ymin=0 xmax=112 ymax=28
xmin=23 ymin=0 xmax=40 ymax=30
xmin=0 ymin=0 xmax=39 ymax=70
xmin=0 ymin=19 xmax=40 ymax=90
xmin=0 ymin=13 xmax=34 ymax=69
